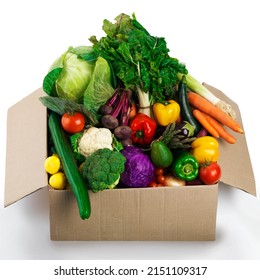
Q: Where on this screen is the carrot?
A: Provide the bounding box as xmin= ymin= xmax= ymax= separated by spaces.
xmin=192 ymin=109 xmax=220 ymax=138
xmin=129 ymin=102 xmax=137 ymax=120
xmin=188 ymin=92 xmax=244 ymax=134
xmin=204 ymin=113 xmax=236 ymax=144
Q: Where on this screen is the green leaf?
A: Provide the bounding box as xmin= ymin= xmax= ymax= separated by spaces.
xmin=112 ymin=135 xmax=123 ymax=152
xmin=42 ymin=67 xmax=62 ymax=95
xmin=70 ymin=46 xmax=98 ymax=62
xmin=83 ymin=56 xmax=115 ymax=114
xmin=91 ymin=13 xmax=188 ymax=104
xmin=39 ymin=96 xmax=99 ymax=125
xmin=117 ymin=42 xmax=135 ymax=64
xmin=70 ymin=132 xmax=85 ymax=163
xmin=78 ymin=51 xmax=98 ymax=62
xmin=102 ymin=19 xmax=118 ymax=38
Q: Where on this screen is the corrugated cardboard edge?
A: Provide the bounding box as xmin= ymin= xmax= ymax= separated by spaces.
xmin=4 ymin=88 xmax=48 ymax=207
xmin=203 ymin=83 xmax=256 ymax=196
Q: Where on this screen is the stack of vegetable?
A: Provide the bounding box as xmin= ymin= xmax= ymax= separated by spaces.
xmin=40 ymin=13 xmax=243 ymax=219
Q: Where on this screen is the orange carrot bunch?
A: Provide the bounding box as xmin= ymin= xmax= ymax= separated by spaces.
xmin=188 ymin=92 xmax=243 ymax=144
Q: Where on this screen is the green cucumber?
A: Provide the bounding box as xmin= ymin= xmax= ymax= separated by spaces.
xmin=177 ymin=75 xmax=201 ymax=135
xmin=48 ymin=112 xmax=91 ymax=219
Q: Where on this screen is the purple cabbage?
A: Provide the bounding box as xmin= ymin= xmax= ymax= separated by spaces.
xmin=120 ymin=146 xmax=155 ymax=187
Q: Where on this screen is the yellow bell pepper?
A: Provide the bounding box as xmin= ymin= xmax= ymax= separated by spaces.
xmin=191 ymin=136 xmax=219 ymax=164
xmin=153 ymin=100 xmax=180 ymax=126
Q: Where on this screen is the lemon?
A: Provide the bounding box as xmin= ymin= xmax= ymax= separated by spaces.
xmin=49 ymin=172 xmax=67 ymax=190
xmin=44 ymin=155 xmax=61 ymax=174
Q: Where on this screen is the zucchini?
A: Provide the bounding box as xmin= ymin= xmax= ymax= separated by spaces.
xmin=48 ymin=112 xmax=91 ymax=219
xmin=177 ymin=75 xmax=201 ymax=135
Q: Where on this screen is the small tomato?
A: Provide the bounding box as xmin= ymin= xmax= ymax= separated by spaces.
xmin=61 ymin=112 xmax=85 ymax=134
xmin=155 ymin=167 xmax=165 ymax=176
xmin=199 ymin=162 xmax=222 ymax=185
xmin=156 ymin=175 xmax=166 ymax=185
xmin=147 ymin=180 xmax=157 ymax=188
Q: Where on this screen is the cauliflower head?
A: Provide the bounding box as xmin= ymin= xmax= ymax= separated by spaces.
xmin=81 ymin=148 xmax=126 ymax=192
xmin=78 ymin=127 xmax=113 ymax=157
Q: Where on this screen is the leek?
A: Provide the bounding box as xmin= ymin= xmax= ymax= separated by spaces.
xmin=177 ymin=73 xmax=236 ymax=119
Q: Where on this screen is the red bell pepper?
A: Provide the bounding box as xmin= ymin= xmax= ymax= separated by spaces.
xmin=130 ymin=113 xmax=157 ymax=145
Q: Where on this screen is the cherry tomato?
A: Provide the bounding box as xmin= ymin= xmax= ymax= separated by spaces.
xmin=147 ymin=181 xmax=157 ymax=188
xmin=155 ymin=167 xmax=165 ymax=176
xmin=61 ymin=112 xmax=85 ymax=134
xmin=199 ymin=162 xmax=222 ymax=185
xmin=156 ymin=175 xmax=166 ymax=185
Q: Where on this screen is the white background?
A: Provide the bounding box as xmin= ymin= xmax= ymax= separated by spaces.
xmin=1 ymin=0 xmax=260 ymax=261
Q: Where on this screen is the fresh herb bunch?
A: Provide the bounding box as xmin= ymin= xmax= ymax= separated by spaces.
xmin=89 ymin=13 xmax=188 ymax=117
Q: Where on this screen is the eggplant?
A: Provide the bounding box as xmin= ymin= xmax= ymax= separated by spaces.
xmin=174 ymin=121 xmax=195 ymax=137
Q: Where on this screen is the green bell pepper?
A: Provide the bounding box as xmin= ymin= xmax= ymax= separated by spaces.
xmin=171 ymin=151 xmax=199 ymax=181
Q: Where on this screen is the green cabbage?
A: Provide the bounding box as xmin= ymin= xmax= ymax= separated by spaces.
xmin=52 ymin=47 xmax=95 ymax=102
xmin=84 ymin=56 xmax=114 ymax=114
xmin=55 ymin=54 xmax=94 ymax=102
xmin=43 ymin=46 xmax=115 ymax=115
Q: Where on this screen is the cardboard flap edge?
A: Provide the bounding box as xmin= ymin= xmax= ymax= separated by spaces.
xmin=4 ymin=88 xmax=48 ymax=207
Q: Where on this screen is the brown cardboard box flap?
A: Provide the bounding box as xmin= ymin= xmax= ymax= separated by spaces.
xmin=203 ymin=83 xmax=256 ymax=196
xmin=4 ymin=88 xmax=48 ymax=207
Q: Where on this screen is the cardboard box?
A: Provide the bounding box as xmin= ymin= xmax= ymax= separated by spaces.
xmin=4 ymin=84 xmax=256 ymax=241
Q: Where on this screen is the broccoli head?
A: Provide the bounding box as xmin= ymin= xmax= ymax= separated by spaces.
xmin=81 ymin=148 xmax=126 ymax=192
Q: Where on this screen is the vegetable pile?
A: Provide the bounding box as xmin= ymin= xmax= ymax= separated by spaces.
xmin=40 ymin=13 xmax=243 ymax=219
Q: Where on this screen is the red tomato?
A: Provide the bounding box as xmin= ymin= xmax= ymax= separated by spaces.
xmin=61 ymin=112 xmax=85 ymax=134
xmin=155 ymin=167 xmax=165 ymax=176
xmin=147 ymin=181 xmax=157 ymax=188
xmin=156 ymin=175 xmax=166 ymax=185
xmin=199 ymin=162 xmax=222 ymax=185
